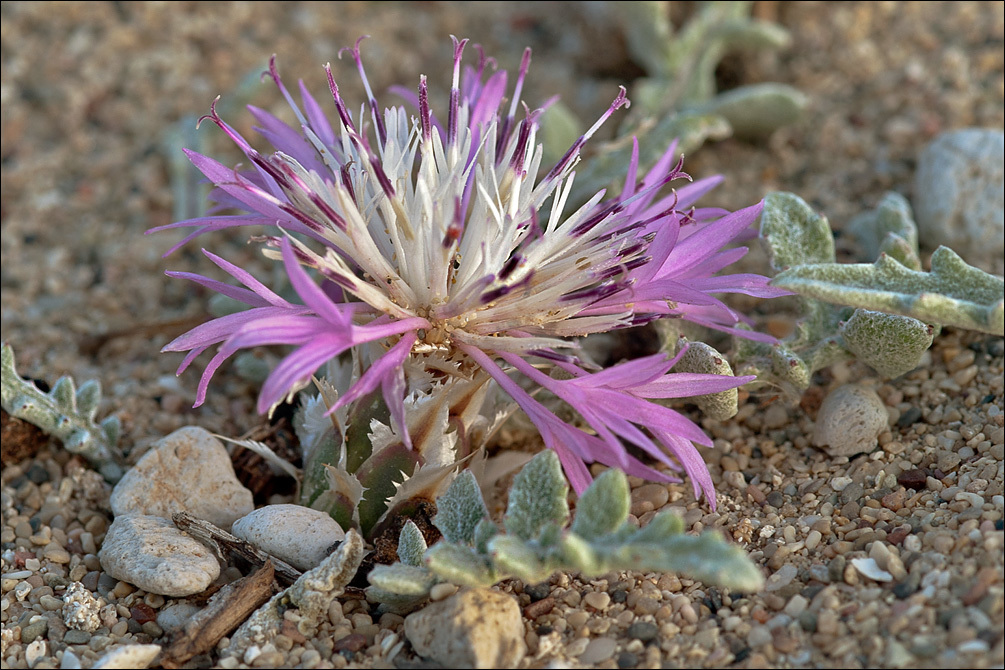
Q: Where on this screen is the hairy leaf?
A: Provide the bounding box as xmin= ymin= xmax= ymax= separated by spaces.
xmin=760 ymin=191 xmax=835 ymax=270
xmin=397 ymin=521 xmax=427 ymax=567
xmin=570 ymin=468 xmax=630 ymax=540
xmin=504 ymin=451 xmax=570 ymax=541
xmin=773 ymin=246 xmax=1004 ymax=335
xmin=433 ymin=470 xmax=488 ymax=545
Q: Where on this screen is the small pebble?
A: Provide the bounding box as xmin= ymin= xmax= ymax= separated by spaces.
xmin=617 ymin=651 xmax=639 ymax=668
xmin=583 ymin=591 xmax=610 ymax=611
xmin=524 ymin=583 xmax=551 ymax=601
xmin=579 ymin=637 xmax=617 ymax=664
xmin=764 ymin=564 xmax=797 ymax=592
xmin=63 ymin=629 xmax=92 ymax=645
xmin=429 ymin=583 xmax=458 ymax=601
xmin=627 ymin=621 xmax=659 ymax=642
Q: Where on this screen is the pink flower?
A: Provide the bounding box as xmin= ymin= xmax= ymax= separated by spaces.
xmin=155 ymin=37 xmax=786 ymax=505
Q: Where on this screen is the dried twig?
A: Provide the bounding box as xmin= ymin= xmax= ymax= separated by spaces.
xmin=161 ymin=562 xmax=277 ymax=668
xmin=172 ymin=511 xmax=303 ymax=585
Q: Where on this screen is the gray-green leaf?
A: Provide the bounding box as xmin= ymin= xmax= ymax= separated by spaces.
xmin=504 ymin=451 xmax=570 ymax=541
xmin=570 ymin=468 xmax=630 ymax=540
xmin=432 ymin=470 xmax=488 ymax=545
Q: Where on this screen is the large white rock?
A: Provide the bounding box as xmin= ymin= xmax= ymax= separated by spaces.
xmin=404 ymin=588 xmax=527 ymax=669
xmin=98 ymin=515 xmax=220 ymax=597
xmin=913 ymin=128 xmax=1004 ymax=273
xmin=813 ymin=383 xmax=888 ymax=457
xmin=110 ymin=426 xmax=253 ymax=530
xmin=231 ymin=504 xmax=345 ymax=571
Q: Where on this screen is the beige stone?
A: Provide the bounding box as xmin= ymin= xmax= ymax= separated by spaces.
xmin=232 ymin=504 xmax=344 ymax=571
xmin=812 ymin=384 xmax=888 ymax=457
xmin=404 ymin=588 xmax=526 ymax=669
xmin=110 ymin=426 xmax=253 ymax=530
xmin=98 ymin=515 xmax=220 ymax=597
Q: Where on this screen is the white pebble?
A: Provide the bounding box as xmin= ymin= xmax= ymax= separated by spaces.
xmin=830 ymin=476 xmax=853 ymax=492
xmin=231 ymin=504 xmax=344 ymax=571
xmin=851 ymin=557 xmax=893 ymax=582
xmin=429 ymin=583 xmax=458 ymax=601
xmin=903 ymin=534 xmax=922 ymax=552
xmin=747 ymin=625 xmax=772 ymax=647
xmin=98 ymin=515 xmax=220 ymax=597
xmin=93 ymin=645 xmax=161 ymax=669
xmin=25 ymin=640 xmax=47 ymax=668
xmin=957 ymin=639 xmax=990 ymax=654
xmin=62 ymin=582 xmax=103 ymax=632
xmin=955 ymin=491 xmax=985 ymax=508
xmin=813 ymin=384 xmax=888 ymax=457
xmin=914 ymin=128 xmax=1004 ymax=272
xmin=765 ymin=564 xmax=797 ymax=591
xmin=783 ymin=595 xmax=808 ymax=617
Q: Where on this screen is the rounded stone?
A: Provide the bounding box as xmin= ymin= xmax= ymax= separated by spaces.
xmin=913 ymin=128 xmax=1004 ymax=273
xmin=98 ymin=515 xmax=220 ymax=597
xmin=404 ymin=588 xmax=526 ymax=669
xmin=812 ymin=384 xmax=888 ymax=457
xmin=231 ymin=504 xmax=345 ymax=571
xmin=110 ymin=426 xmax=254 ymax=531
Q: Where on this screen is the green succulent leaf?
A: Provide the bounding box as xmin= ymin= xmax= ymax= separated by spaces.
xmin=629 ymin=509 xmax=685 ymax=544
xmin=367 ymin=562 xmax=437 ymax=596
xmin=557 ymin=532 xmax=605 ymax=575
xmin=355 ymin=442 xmax=422 ymax=535
xmin=699 ymin=83 xmax=806 ymax=141
xmin=424 ymin=543 xmax=495 ymax=587
xmin=848 ymin=192 xmax=920 ymax=269
xmin=473 ymin=518 xmax=499 ymax=555
xmin=611 ymin=532 xmax=764 ymax=593
xmin=668 ymin=338 xmax=739 ymax=420
xmin=367 ymin=449 xmax=765 ymax=612
xmin=488 ymin=535 xmax=550 ymax=584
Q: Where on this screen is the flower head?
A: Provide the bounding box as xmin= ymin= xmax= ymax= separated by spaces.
xmin=154 ymin=37 xmax=786 ymax=505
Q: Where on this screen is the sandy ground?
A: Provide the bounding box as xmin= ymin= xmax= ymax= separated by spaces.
xmin=2 ymin=2 xmax=1003 ymax=669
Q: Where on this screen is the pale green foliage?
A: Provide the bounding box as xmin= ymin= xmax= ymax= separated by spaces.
xmin=367 ymin=451 xmax=765 ymax=613
xmin=293 ymin=361 xmax=497 ymax=540
xmin=736 ymin=191 xmax=1003 ymax=395
xmin=760 ymin=192 xmax=835 ymax=270
xmin=773 ymin=247 xmax=1004 ymax=335
xmin=433 ymin=471 xmax=488 ymax=545
xmin=659 ymin=334 xmax=740 ymax=421
xmin=840 ymin=310 xmax=936 ymax=379
xmin=397 ymin=521 xmax=427 ymax=567
xmin=1 ymin=343 xmax=123 ymax=481
xmin=503 ymin=449 xmax=570 ymax=541
xmin=550 ymin=0 xmax=806 ymax=201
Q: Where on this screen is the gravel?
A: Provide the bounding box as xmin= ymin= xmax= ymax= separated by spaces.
xmin=2 ymin=2 xmax=1003 ymax=669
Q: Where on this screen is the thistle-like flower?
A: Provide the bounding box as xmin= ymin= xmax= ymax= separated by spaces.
xmin=154 ymin=37 xmax=785 ymax=504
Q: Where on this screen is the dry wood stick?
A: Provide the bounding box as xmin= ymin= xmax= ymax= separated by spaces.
xmin=160 ymin=561 xmax=276 ymax=668
xmin=172 ymin=511 xmax=303 ymax=585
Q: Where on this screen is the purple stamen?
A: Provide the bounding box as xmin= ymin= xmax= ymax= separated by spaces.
xmin=418 ymin=75 xmax=432 ymax=142
xmin=339 ymin=36 xmax=387 ymax=148
xmin=324 ymin=64 xmax=357 ymax=133
xmin=545 ymin=86 xmax=629 ymax=183
xmin=498 ymin=253 xmax=523 ymax=281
